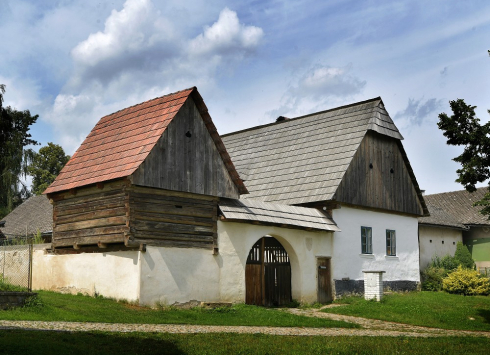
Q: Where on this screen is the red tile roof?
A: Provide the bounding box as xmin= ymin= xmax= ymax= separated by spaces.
xmin=45 ymin=87 xmax=247 ymax=195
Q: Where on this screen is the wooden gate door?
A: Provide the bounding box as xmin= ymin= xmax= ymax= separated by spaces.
xmin=317 ymin=258 xmax=332 ymax=303
xmin=245 ymin=237 xmax=291 ymax=306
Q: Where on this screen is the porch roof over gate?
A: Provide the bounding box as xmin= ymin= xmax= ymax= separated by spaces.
xmin=219 ymin=198 xmax=340 ymax=232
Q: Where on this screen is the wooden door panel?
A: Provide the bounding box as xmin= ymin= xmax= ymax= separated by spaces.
xmin=317 ymin=258 xmax=332 ymax=303
xmin=246 ymin=237 xmax=291 ymax=306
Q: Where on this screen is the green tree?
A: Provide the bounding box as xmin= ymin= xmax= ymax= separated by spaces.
xmin=437 ymin=99 xmax=490 ymax=217
xmin=453 ymin=241 xmax=475 ymax=269
xmin=0 ymin=85 xmax=39 ymax=218
xmin=28 ymin=143 xmax=70 ymax=195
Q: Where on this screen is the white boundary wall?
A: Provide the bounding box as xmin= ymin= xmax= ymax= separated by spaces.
xmin=418 ymin=226 xmax=462 ymax=270
xmin=139 ymin=246 xmax=221 ymax=306
xmin=331 ymin=206 xmax=420 ymax=283
xmin=32 ymin=246 xmax=140 ymax=302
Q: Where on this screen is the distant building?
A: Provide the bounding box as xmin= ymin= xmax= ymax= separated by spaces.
xmin=0 ymin=195 xmax=53 ymax=242
xmin=419 ymin=188 xmax=490 ymax=272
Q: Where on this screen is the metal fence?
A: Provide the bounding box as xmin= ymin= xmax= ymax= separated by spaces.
xmin=0 ymin=238 xmax=33 ymax=292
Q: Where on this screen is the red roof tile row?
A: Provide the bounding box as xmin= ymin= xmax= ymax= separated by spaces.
xmin=45 ymin=88 xmax=194 ymax=194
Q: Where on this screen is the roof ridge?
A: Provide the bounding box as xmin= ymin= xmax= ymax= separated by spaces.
xmin=426 ymin=186 xmax=488 ymax=197
xmin=99 ymin=87 xmax=196 ymax=121
xmin=221 ymin=97 xmax=382 ymax=138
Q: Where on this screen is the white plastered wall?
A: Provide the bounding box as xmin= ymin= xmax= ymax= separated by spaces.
xmin=28 ymin=220 xmax=333 ymax=305
xmin=32 ymin=246 xmax=140 ymax=301
xmin=217 ymin=221 xmax=334 ymax=304
xmin=418 ymin=226 xmax=462 ymax=270
xmin=331 ymin=206 xmax=420 ymax=283
xmin=138 ymin=246 xmax=221 ymax=306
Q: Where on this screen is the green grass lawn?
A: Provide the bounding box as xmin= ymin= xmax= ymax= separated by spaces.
xmin=0 ymin=330 xmax=489 ymax=355
xmin=0 ymin=290 xmax=355 ymax=328
xmin=325 ymin=291 xmax=490 ymax=331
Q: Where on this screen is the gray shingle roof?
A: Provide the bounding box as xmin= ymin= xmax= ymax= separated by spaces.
xmin=419 ymin=187 xmax=490 ymax=227
xmin=0 ymin=195 xmax=53 ymax=238
xmin=219 ymin=198 xmax=340 ymax=232
xmin=221 ymin=97 xmax=403 ymax=205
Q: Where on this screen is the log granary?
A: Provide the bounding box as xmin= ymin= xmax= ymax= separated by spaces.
xmin=44 ymin=87 xmax=247 ymax=253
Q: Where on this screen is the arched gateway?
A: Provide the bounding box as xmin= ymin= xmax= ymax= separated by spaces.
xmin=245 ymin=236 xmax=291 ymax=306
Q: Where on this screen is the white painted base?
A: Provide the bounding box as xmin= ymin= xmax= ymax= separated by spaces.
xmin=363 ymin=271 xmax=384 ymax=301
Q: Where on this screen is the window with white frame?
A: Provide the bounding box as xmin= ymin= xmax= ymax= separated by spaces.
xmin=386 ymin=229 xmax=396 ymax=256
xmin=361 ymin=226 xmax=372 ymax=254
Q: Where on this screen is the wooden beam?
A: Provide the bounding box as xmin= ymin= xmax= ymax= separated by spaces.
xmin=98 ymin=242 xmax=108 ymax=249
xmin=51 ymin=243 xmax=140 ymax=255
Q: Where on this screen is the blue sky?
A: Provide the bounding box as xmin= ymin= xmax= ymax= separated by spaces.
xmin=1 ymin=0 xmax=489 ymax=194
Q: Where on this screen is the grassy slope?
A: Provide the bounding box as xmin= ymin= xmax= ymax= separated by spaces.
xmin=0 ymin=290 xmax=355 ymax=328
xmin=325 ymin=292 xmax=490 ymax=331
xmin=0 ymin=330 xmax=489 ymax=355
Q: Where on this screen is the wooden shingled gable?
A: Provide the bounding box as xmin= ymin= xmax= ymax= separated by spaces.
xmin=44 ymin=87 xmax=247 ymax=197
xmin=221 ymin=97 xmax=427 ymax=216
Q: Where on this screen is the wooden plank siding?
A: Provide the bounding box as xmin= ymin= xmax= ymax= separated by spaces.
xmin=127 ymin=186 xmax=218 ymax=250
xmin=334 ymin=131 xmax=424 ymax=216
xmin=51 ymin=182 xmax=219 ymax=250
xmin=51 ymin=180 xmax=129 ymax=248
xmin=131 ymin=97 xmax=240 ymax=199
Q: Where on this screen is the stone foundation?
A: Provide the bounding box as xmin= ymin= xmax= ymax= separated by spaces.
xmin=334 ymin=279 xmax=419 ymax=297
xmin=0 ymin=292 xmax=37 ymax=310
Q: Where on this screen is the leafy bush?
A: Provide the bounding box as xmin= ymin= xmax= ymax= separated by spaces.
xmin=442 ymin=266 xmax=490 ymax=296
xmin=454 ymin=241 xmax=475 ymax=269
xmin=440 ymin=255 xmax=460 ymax=271
xmin=421 ymin=266 xmax=446 ymax=291
xmin=430 ymin=255 xmax=458 ymax=271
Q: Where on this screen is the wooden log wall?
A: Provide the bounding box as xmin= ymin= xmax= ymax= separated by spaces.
xmin=334 ymin=131 xmax=424 ymax=216
xmin=51 ymin=180 xmax=129 ymax=249
xmin=127 ymin=185 xmax=218 ymax=249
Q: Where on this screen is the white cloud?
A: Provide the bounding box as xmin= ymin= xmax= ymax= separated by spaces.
xmin=292 ymin=64 xmax=366 ymax=99
xmin=189 ymin=7 xmax=263 ymax=57
xmin=70 ymin=0 xmax=178 ymax=87
xmin=394 ymin=97 xmax=443 ymax=128
xmin=267 ymin=63 xmax=366 ymax=119
xmin=43 ymin=1 xmax=264 ymax=153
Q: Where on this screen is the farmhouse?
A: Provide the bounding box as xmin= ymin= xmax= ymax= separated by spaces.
xmin=31 ymin=87 xmax=428 ymax=306
xmin=221 ymin=97 xmax=428 ymax=294
xmin=419 ymin=188 xmax=490 ymax=272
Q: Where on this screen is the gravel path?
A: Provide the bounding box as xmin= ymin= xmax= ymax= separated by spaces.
xmin=0 ymin=307 xmax=489 ymax=338
xmin=286 ymin=307 xmax=490 ymax=338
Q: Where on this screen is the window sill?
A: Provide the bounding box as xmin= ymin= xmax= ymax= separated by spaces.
xmin=359 ymin=253 xmax=375 ymax=258
xmin=385 ymin=255 xmax=398 ymax=259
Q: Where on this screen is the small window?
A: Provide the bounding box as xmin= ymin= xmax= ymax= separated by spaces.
xmin=386 ymin=230 xmax=396 ymax=256
xmin=361 ymin=226 xmax=372 ymax=254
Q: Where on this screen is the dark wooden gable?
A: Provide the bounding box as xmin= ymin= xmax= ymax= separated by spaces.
xmin=131 ymin=96 xmax=240 ymax=199
xmin=334 ymin=131 xmax=425 ymax=216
